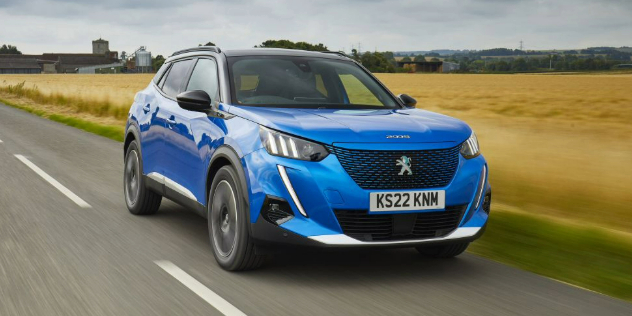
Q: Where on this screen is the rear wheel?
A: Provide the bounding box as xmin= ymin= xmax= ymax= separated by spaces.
xmin=124 ymin=141 xmax=161 ymax=215
xmin=208 ymin=165 xmax=265 ymax=271
xmin=415 ymin=242 xmax=469 ymax=258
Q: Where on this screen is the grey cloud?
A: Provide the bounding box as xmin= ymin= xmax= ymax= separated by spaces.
xmin=0 ymin=0 xmax=630 ymax=55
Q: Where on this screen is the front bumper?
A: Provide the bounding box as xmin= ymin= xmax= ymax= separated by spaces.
xmin=243 ymin=143 xmax=490 ymax=247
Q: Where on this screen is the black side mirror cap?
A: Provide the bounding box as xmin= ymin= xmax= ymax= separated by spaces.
xmin=176 ymin=90 xmax=213 ymax=112
xmin=398 ymin=94 xmax=417 ymax=108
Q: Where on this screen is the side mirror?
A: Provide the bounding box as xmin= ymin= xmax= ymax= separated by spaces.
xmin=176 ymin=90 xmax=213 ymax=112
xmin=398 ymin=94 xmax=417 ymax=108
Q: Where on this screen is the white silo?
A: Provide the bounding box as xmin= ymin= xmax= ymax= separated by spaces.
xmin=135 ymin=47 xmax=152 ymax=73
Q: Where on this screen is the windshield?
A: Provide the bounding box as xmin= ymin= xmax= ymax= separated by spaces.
xmin=227 ymin=56 xmax=400 ymax=109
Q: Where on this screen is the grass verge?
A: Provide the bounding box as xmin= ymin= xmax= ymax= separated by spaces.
xmin=0 ymin=98 xmax=124 ymax=142
xmin=0 ymin=81 xmax=128 ymax=119
xmin=470 ymin=209 xmax=632 ymax=302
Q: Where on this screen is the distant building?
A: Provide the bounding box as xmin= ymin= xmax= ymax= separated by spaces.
xmin=0 ymin=39 xmax=122 ymax=74
xmin=92 ymin=38 xmax=109 ymax=55
xmin=0 ymin=56 xmax=42 ymax=74
xmin=395 ymin=60 xmax=460 ymax=73
xmin=442 ymin=62 xmax=460 ymax=73
xmin=42 ymin=53 xmax=118 ymax=73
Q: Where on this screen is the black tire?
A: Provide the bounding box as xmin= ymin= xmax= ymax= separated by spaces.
xmin=208 ymin=165 xmax=265 ymax=271
xmin=124 ymin=141 xmax=161 ymax=215
xmin=415 ymin=242 xmax=469 ymax=258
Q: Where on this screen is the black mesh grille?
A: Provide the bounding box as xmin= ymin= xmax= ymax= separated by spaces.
xmin=329 ymin=145 xmax=461 ymax=190
xmin=334 ymin=205 xmax=466 ymax=242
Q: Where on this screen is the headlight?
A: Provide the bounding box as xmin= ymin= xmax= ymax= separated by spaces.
xmin=259 ymin=126 xmax=329 ymax=161
xmin=461 ymin=132 xmax=480 ymax=159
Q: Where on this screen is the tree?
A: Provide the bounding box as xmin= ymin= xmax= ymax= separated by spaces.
xmin=413 ymin=55 xmax=425 ymax=62
xmin=152 ymin=55 xmax=166 ymax=71
xmin=351 ymin=49 xmax=360 ymax=61
xmin=359 ymin=52 xmax=395 ymax=73
xmin=199 ymin=42 xmax=216 ymax=47
xmin=511 ymin=58 xmax=528 ymax=71
xmin=0 ymin=44 xmax=22 ymax=54
xmin=255 ymin=39 xmax=328 ymax=51
xmin=401 ymin=56 xmax=412 ymax=62
xmin=430 ymin=57 xmax=441 ymax=62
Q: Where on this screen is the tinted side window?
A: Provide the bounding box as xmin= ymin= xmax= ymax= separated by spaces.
xmin=157 ymin=64 xmax=171 ymax=88
xmin=186 ymin=59 xmax=219 ymax=102
xmin=153 ymin=62 xmax=170 ymax=84
xmin=162 ymin=59 xmax=194 ymax=98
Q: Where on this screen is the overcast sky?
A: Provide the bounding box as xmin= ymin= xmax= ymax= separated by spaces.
xmin=1 ymin=0 xmax=630 ymax=56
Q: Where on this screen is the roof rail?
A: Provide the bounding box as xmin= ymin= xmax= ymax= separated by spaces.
xmin=170 ymin=46 xmax=221 ymax=57
xmin=321 ymin=51 xmax=350 ymax=58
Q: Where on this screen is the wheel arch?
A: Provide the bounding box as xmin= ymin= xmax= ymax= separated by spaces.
xmin=124 ymin=123 xmax=141 ymax=160
xmin=206 ymin=145 xmax=250 ymax=223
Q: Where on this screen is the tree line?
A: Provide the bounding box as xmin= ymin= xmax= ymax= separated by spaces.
xmin=0 ymin=44 xmax=22 ymax=54
xmin=448 ymin=54 xmax=628 ymax=73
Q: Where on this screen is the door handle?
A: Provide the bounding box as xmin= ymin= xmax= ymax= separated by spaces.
xmin=143 ymin=104 xmax=151 ymax=113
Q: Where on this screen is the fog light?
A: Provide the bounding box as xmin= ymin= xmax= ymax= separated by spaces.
xmin=483 ymin=191 xmax=492 ymax=214
xmin=261 ymin=196 xmax=294 ymax=225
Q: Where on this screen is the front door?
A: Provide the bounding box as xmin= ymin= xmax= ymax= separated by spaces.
xmin=162 ymin=58 xmax=221 ymax=205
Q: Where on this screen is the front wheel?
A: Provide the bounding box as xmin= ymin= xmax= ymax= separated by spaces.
xmin=415 ymin=242 xmax=469 ymax=258
xmin=208 ymin=165 xmax=265 ymax=271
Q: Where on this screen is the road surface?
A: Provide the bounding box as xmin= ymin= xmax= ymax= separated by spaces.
xmin=0 ymin=102 xmax=630 ymax=316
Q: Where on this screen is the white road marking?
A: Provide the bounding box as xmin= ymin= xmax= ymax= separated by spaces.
xmin=155 ymin=260 xmax=247 ymax=316
xmin=0 ymin=139 xmax=3 ymax=143
xmin=14 ymin=154 xmax=91 ymax=208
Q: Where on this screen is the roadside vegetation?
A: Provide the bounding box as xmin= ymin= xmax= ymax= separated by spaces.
xmin=0 ymin=72 xmax=631 ymax=301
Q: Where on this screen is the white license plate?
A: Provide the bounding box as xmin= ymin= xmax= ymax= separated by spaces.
xmin=370 ymin=190 xmax=445 ymax=212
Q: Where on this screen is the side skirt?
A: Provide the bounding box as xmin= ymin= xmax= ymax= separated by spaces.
xmin=144 ymin=173 xmax=206 ymax=218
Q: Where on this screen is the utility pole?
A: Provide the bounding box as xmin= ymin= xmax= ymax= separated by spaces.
xmin=520 ymin=40 xmax=524 ymax=51
xmin=358 ymin=42 xmax=362 ymax=55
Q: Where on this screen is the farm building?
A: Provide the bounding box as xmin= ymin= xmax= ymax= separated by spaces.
xmin=42 ymin=53 xmax=119 ymax=73
xmin=396 ymin=60 xmax=460 ymax=73
xmin=0 ymin=57 xmax=42 ymax=74
xmin=0 ymin=38 xmax=122 ymax=74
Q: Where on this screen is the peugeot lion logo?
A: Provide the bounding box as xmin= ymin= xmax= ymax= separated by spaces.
xmin=396 ymin=156 xmax=413 ymax=175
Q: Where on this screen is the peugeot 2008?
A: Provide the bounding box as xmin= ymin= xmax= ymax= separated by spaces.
xmin=124 ymin=47 xmax=491 ymax=270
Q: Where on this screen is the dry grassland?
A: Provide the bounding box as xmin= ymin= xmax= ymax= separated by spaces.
xmin=1 ymin=73 xmax=631 ymax=232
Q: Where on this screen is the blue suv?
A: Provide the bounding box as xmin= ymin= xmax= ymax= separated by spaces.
xmin=124 ymin=47 xmax=491 ymax=270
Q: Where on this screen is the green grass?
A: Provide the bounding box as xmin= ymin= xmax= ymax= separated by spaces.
xmin=48 ymin=114 xmax=124 ymax=142
xmin=0 ymin=97 xmax=124 ymax=142
xmin=470 ymin=209 xmax=632 ymax=302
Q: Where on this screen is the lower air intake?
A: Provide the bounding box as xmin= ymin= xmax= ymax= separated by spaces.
xmin=334 ymin=205 xmax=467 ymax=242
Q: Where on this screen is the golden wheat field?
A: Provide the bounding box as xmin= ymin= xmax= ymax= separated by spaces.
xmin=1 ymin=73 xmax=631 ymax=232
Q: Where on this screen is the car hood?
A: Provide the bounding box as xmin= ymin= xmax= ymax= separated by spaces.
xmin=227 ymin=106 xmax=472 ymax=145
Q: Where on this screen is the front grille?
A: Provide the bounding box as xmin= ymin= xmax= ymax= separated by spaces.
xmin=330 ymin=145 xmax=461 ymax=190
xmin=334 ymin=205 xmax=466 ymax=242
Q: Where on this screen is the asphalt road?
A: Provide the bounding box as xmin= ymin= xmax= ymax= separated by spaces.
xmin=0 ymin=102 xmax=630 ymax=316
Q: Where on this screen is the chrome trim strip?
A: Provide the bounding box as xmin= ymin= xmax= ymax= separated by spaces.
xmin=164 ymin=178 xmax=197 ymax=201
xmin=277 ymin=165 xmax=308 ymax=217
xmin=147 ymin=172 xmax=165 ymax=183
xmin=308 ymin=227 xmax=481 ymax=245
xmin=146 ymin=172 xmax=196 ymax=201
